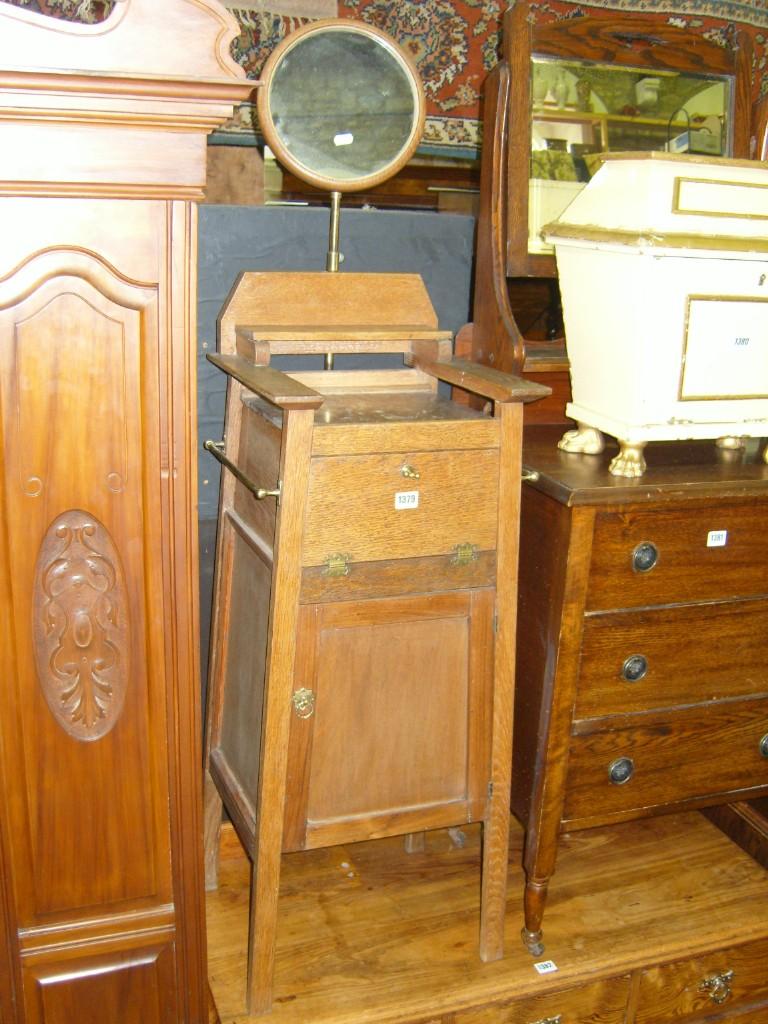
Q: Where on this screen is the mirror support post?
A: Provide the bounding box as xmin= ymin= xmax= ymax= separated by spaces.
xmin=326 ymin=190 xmax=342 ymax=272
xmin=325 ymin=190 xmax=343 ymax=369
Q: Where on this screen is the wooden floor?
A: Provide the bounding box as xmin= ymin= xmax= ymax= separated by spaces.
xmin=206 ymin=812 xmax=768 ymax=1023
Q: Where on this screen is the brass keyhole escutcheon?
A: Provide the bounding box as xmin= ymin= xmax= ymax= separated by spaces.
xmin=400 ymin=463 xmax=420 ymax=480
xmin=291 ymin=688 xmax=315 ymax=720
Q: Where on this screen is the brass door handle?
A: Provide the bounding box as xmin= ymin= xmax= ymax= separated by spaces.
xmin=699 ymin=969 xmax=734 ymax=1004
xmin=204 ymin=440 xmax=281 ymax=501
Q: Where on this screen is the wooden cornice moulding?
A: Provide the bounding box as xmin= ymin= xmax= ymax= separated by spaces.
xmin=0 ymin=0 xmax=246 ymax=83
xmin=0 ymin=0 xmax=253 ymax=198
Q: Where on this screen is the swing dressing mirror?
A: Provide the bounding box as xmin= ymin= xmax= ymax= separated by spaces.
xmin=257 ymin=18 xmax=425 ymax=193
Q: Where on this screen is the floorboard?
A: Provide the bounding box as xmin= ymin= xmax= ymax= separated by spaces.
xmin=206 ymin=812 xmax=768 ymax=1022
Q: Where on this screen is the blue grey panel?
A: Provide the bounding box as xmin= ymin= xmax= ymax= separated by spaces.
xmin=197 ymin=204 xmax=475 ymax=518
xmin=196 ymin=204 xmax=474 ymax=688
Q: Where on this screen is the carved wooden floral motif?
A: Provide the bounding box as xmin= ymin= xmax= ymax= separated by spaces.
xmin=33 ymin=509 xmax=129 ymax=741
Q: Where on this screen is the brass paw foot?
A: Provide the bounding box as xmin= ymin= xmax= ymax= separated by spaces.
xmin=608 ymin=441 xmax=647 ymax=478
xmin=715 ymin=435 xmax=747 ymax=450
xmin=557 ymin=422 xmax=605 ymax=455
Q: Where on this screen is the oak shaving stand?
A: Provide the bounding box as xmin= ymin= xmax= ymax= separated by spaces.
xmin=203 ymin=270 xmax=547 ymax=1013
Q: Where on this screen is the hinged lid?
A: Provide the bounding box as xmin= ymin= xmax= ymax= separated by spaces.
xmin=544 ymin=153 xmax=768 ymax=254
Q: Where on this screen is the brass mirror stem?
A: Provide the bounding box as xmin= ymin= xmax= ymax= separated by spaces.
xmin=325 ymin=189 xmax=342 ymax=369
xmin=326 ymin=190 xmax=342 ymax=272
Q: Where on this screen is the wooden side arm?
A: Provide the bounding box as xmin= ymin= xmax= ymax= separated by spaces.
xmin=417 ymin=357 xmax=551 ymax=405
xmin=207 ymin=353 xmax=324 ymax=411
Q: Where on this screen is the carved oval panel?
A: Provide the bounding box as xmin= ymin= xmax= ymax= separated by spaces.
xmin=33 ymin=510 xmax=130 ymax=742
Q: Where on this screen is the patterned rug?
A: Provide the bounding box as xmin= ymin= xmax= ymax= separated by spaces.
xmin=3 ymin=0 xmax=768 ymax=156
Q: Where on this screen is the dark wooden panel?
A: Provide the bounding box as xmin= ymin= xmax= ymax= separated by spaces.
xmin=0 ymin=254 xmax=172 ymax=925
xmin=218 ymin=530 xmax=271 ymax=807
xmin=454 ymin=974 xmax=629 ymax=1023
xmin=300 ymin=550 xmax=496 ymax=604
xmin=703 ymin=800 xmax=768 ymax=870
xmin=587 ymin=501 xmax=768 ymax=610
xmin=231 ymin=402 xmax=281 ymax=548
xmin=564 ymin=700 xmax=768 ymax=825
xmin=304 ymin=592 xmax=489 ymax=834
xmin=23 ymin=940 xmax=177 ymax=1024
xmin=634 ymin=936 xmax=768 ymax=1024
xmin=577 ymin=599 xmax=768 ymax=717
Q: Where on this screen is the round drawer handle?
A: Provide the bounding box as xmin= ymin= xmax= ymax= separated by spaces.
xmin=621 ymin=654 xmax=648 ymax=683
xmin=759 ymin=733 xmax=768 ymax=759
xmin=400 ymin=463 xmax=420 ymax=480
xmin=608 ymin=757 xmax=635 ymax=785
xmin=632 ymin=541 xmax=659 ymax=573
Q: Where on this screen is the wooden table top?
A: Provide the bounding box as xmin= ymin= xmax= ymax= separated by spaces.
xmin=522 ymin=426 xmax=768 ymax=507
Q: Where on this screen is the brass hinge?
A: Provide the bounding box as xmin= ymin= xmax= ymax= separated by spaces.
xmin=450 ymin=542 xmax=479 ymax=567
xmin=322 ymin=553 xmax=352 ymax=577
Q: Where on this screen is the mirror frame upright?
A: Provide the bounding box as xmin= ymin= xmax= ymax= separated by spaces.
xmin=457 ymin=1 xmax=753 ymax=423
xmin=505 ymin=2 xmax=752 ymax=281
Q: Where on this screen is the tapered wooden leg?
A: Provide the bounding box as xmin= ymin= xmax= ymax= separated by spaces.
xmin=479 ymin=401 xmax=522 ymax=962
xmin=247 ymin=852 xmax=281 ymax=1015
xmin=203 ymin=769 xmax=224 ymax=891
xmin=245 ymin=407 xmax=316 ymax=1015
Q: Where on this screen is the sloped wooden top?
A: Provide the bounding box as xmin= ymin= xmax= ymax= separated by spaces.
xmin=0 ymin=0 xmax=246 ymax=85
xmin=219 ymin=272 xmax=442 ymax=355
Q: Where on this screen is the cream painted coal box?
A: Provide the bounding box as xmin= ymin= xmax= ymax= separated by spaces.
xmin=545 ymin=153 xmax=768 ymax=476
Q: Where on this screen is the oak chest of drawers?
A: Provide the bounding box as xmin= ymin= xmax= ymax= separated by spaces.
xmin=514 ymin=427 xmax=768 ymax=957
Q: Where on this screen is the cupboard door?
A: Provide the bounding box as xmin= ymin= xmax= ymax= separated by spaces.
xmin=284 ymin=590 xmax=494 ymax=850
xmin=0 ymin=243 xmax=172 ymax=922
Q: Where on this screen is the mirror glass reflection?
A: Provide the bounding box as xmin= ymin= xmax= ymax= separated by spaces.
xmin=528 ymin=56 xmax=731 ymax=253
xmin=266 ymin=28 xmax=419 ymax=185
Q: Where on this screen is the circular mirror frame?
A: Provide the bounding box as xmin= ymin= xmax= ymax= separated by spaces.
xmin=256 ymin=18 xmax=426 ymax=193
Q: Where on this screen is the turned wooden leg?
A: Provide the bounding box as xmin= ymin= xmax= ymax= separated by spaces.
xmin=521 ymin=876 xmax=549 ymax=957
xmin=203 ymin=769 xmax=224 ymax=891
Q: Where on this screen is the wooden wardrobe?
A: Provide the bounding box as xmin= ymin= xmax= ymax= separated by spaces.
xmin=0 ymin=3 xmax=250 ymax=1021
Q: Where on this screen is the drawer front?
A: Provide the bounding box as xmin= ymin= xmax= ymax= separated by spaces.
xmin=586 ymin=503 xmax=768 ymax=611
xmin=576 ymin=599 xmax=768 ymax=718
xmin=302 ymin=449 xmax=499 ymax=567
xmin=634 ymin=936 xmax=768 ymax=1023
xmin=453 ymin=974 xmax=629 ymax=1023
xmin=564 ymin=700 xmax=768 ymax=825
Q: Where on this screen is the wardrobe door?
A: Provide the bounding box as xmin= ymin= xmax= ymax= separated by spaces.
xmin=0 ymin=208 xmax=200 ymax=1022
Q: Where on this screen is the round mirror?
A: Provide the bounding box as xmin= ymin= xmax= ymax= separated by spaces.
xmin=257 ymin=19 xmax=425 ymax=193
